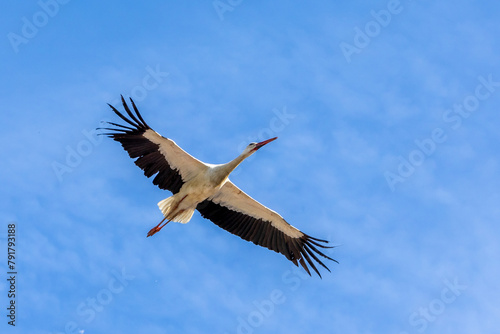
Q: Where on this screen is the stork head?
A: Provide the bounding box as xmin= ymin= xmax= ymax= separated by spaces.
xmin=244 ymin=137 xmax=278 ymax=155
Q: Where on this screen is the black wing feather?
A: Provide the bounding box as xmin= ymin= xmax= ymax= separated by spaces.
xmin=99 ymin=96 xmax=185 ymax=194
xmin=196 ymin=199 xmax=337 ymax=277
xmin=101 ymin=96 xmax=335 ymax=277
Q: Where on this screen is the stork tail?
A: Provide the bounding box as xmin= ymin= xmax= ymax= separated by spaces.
xmin=158 ymin=196 xmax=176 ymax=217
xmin=157 ymin=195 xmax=195 ymax=224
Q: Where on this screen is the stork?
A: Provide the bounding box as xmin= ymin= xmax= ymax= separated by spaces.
xmin=100 ymin=96 xmax=336 ymax=277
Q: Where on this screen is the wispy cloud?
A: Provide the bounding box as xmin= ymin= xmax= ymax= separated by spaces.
xmin=1 ymin=1 xmax=500 ymax=333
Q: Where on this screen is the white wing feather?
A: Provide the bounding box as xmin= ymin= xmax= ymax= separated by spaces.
xmin=208 ymin=180 xmax=303 ymax=239
xmin=142 ymin=129 xmax=208 ymax=182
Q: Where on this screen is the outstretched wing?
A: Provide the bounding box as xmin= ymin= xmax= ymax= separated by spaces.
xmin=196 ymin=181 xmax=336 ymax=277
xmin=100 ymin=96 xmax=207 ymax=194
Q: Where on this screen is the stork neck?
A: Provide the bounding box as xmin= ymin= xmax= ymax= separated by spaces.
xmin=223 ymin=150 xmax=251 ymax=175
xmin=226 ymin=152 xmax=250 ymax=174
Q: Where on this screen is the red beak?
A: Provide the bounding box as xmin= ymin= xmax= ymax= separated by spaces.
xmin=255 ymin=137 xmax=278 ymax=150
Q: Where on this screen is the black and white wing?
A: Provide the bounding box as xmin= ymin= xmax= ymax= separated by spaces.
xmin=197 ymin=181 xmax=336 ymax=277
xmin=100 ymin=96 xmax=207 ymax=194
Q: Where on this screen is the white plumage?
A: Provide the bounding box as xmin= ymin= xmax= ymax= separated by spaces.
xmin=100 ymin=96 xmax=336 ymax=277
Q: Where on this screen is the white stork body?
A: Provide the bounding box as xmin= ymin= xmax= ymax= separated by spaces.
xmin=101 ymin=96 xmax=335 ymax=276
xmin=155 ymin=157 xmax=237 ymax=226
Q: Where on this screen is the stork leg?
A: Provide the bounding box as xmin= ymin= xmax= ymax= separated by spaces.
xmin=147 ymin=217 xmax=171 ymax=237
xmin=147 ymin=195 xmax=189 ymax=237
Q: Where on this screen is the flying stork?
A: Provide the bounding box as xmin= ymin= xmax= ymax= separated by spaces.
xmin=100 ymin=96 xmax=336 ymax=277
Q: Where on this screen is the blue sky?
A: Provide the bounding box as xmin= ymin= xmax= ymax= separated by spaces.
xmin=1 ymin=0 xmax=500 ymax=333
